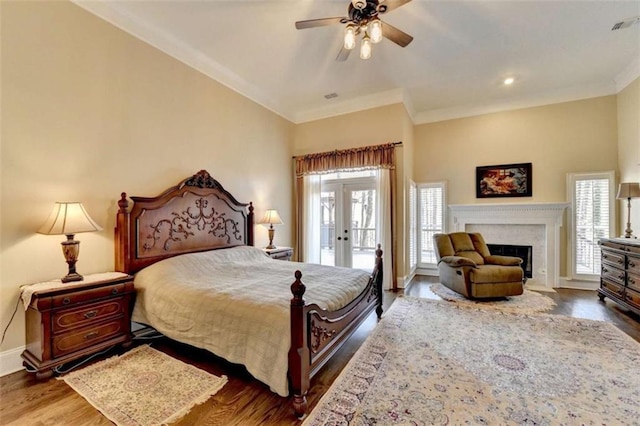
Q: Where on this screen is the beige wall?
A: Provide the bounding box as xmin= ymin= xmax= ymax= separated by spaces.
xmin=1 ymin=1 xmax=294 ymax=353
xmin=293 ymin=103 xmax=413 ymax=286
xmin=616 ymin=77 xmax=640 ymax=236
xmin=414 ymin=96 xmax=620 ymax=276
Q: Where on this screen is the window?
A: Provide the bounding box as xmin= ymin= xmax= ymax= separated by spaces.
xmin=567 ymin=172 xmax=615 ymax=279
xmin=417 ymin=182 xmax=446 ymax=267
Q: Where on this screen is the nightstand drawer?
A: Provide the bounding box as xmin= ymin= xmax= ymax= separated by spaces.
xmin=51 ymin=282 xmax=130 ymax=308
xmin=52 ymin=317 xmax=128 ymax=358
xmin=53 ymin=299 xmax=127 ymax=333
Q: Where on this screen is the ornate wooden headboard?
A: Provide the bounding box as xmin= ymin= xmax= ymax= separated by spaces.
xmin=115 ymin=170 xmax=254 ymax=274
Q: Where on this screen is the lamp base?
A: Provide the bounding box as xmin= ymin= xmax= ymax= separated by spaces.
xmin=62 ymin=272 xmax=84 ymax=283
xmin=265 ymin=244 xmax=276 ymax=249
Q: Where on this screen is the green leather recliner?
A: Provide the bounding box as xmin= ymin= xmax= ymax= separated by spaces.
xmin=433 ymin=232 xmax=524 ymax=299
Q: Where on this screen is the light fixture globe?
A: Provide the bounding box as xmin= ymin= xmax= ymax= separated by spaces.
xmin=344 ymin=24 xmax=356 ymax=50
xmin=370 ymin=18 xmax=383 ymax=43
xmin=360 ymin=33 xmax=372 ymax=59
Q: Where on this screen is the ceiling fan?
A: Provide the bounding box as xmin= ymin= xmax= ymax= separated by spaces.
xmin=295 ymin=0 xmax=413 ymax=61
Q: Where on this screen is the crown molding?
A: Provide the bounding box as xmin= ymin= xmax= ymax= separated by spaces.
xmin=412 ymin=81 xmax=618 ymax=124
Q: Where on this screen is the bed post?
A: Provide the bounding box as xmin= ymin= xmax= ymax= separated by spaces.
xmin=114 ymin=192 xmax=130 ymax=273
xmin=289 ymin=270 xmax=309 ymax=418
xmin=375 ymin=244 xmax=384 ymax=318
xmin=247 ymin=202 xmax=254 ymax=246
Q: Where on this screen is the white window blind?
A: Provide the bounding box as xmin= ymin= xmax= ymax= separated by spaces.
xmin=418 ymin=182 xmax=446 ymax=266
xmin=568 ymin=172 xmax=614 ymax=278
xmin=409 ymin=181 xmax=417 ymax=271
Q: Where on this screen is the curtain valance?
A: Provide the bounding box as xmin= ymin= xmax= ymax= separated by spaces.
xmin=295 ymin=142 xmax=398 ymax=177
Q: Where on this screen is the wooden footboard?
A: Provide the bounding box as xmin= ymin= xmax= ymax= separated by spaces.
xmin=288 ymin=245 xmax=384 ymax=418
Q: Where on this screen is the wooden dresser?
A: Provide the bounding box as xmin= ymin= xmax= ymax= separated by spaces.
xmin=21 ymin=273 xmax=135 ymax=379
xmin=598 ymin=238 xmax=640 ymax=316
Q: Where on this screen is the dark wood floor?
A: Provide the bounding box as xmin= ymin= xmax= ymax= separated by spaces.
xmin=2 ymin=276 xmax=639 ymax=425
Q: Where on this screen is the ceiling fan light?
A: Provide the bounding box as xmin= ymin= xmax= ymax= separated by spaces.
xmin=344 ymin=25 xmax=356 ymax=50
xmin=370 ymin=19 xmax=383 ymax=43
xmin=360 ymin=34 xmax=372 ymax=59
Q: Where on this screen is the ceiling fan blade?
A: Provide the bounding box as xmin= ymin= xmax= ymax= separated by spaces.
xmin=378 ymin=0 xmax=412 ymax=14
xmin=382 ymin=21 xmax=413 ymax=47
xmin=336 ymin=46 xmax=352 ymax=62
xmin=295 ymin=17 xmax=345 ymax=30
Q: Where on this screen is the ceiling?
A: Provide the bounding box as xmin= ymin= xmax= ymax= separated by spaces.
xmin=75 ymin=0 xmax=640 ymax=124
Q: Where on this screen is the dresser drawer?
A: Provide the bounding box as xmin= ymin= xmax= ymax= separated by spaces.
xmin=52 ymin=317 xmax=128 ymax=358
xmin=52 ymin=298 xmax=126 ymax=333
xmin=627 ymin=272 xmax=640 ymax=293
xmin=627 ymin=254 xmax=640 ymax=275
xmin=601 ymin=279 xmax=625 ymax=298
xmin=624 ymin=288 xmax=640 ymax=310
xmin=600 ymin=241 xmax=628 ymax=252
xmin=601 ymin=264 xmax=625 ymax=285
xmin=601 ymin=250 xmax=626 ymax=269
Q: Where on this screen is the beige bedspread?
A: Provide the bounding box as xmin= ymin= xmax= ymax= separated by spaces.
xmin=131 ymin=246 xmax=372 ymax=397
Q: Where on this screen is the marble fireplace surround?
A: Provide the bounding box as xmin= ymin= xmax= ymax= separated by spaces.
xmin=449 ymin=203 xmax=569 ymax=290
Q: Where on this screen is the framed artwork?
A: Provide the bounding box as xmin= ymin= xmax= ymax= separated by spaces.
xmin=476 ymin=162 xmax=532 ymax=198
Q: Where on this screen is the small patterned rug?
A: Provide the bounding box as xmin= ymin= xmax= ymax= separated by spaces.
xmin=61 ymin=345 xmax=227 ymax=426
xmin=304 ymin=296 xmax=640 ymax=425
xmin=430 ymin=282 xmax=556 ymax=314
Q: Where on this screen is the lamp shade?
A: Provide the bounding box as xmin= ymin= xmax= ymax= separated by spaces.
xmin=38 ymin=202 xmax=103 ymax=235
xmin=258 ymin=209 xmax=283 ymax=225
xmin=616 ymin=182 xmax=640 ymax=199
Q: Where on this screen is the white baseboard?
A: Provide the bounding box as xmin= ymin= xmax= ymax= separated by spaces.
xmin=557 ymin=277 xmax=599 ymax=291
xmin=0 ymin=346 xmax=25 ymax=377
xmin=415 ymin=267 xmax=439 ymax=277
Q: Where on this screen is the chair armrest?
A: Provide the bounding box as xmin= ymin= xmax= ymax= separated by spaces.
xmin=484 ymin=255 xmax=522 ymax=266
xmin=439 ymin=256 xmax=477 ymax=268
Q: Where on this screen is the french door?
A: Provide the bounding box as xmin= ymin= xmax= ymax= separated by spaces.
xmin=320 ymin=176 xmax=377 ymax=271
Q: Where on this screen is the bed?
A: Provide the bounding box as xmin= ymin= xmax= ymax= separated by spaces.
xmin=114 ymin=170 xmax=384 ymax=418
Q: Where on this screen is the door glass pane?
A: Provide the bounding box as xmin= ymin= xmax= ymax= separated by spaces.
xmin=320 ymin=190 xmax=336 ymax=267
xmin=350 ymin=189 xmax=376 ymax=271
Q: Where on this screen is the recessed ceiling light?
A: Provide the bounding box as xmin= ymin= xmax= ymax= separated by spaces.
xmin=504 ymin=77 xmax=515 ymax=85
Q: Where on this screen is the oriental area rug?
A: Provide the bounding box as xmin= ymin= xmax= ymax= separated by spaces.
xmin=304 ymin=296 xmax=640 ymax=425
xmin=60 ymin=345 xmax=227 ymax=426
xmin=430 ymin=282 xmax=556 ymax=314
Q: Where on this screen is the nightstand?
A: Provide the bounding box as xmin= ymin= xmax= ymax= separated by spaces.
xmin=21 ymin=272 xmax=135 ymax=379
xmin=263 ymin=247 xmax=293 ymax=261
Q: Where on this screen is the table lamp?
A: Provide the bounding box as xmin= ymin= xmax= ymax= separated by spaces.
xmin=616 ymin=182 xmax=640 ymax=238
xmin=38 ymin=202 xmax=103 ymax=282
xmin=258 ymin=209 xmax=283 ymax=249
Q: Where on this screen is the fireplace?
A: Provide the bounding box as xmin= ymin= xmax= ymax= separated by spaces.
xmin=449 ymin=203 xmax=569 ymax=290
xmin=487 ymin=243 xmax=533 ymax=279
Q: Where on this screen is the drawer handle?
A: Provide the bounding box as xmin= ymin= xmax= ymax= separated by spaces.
xmin=617 ymin=259 xmax=624 ymax=265
xmin=84 ymin=310 xmax=98 ymax=319
xmin=111 ymin=288 xmax=119 ymax=295
xmin=630 ymin=261 xmax=637 ymax=268
xmin=62 ymin=297 xmax=71 ymax=305
xmin=602 ymin=267 xmax=608 ymax=273
xmin=84 ymin=331 xmax=99 ymax=340
xmin=618 ymin=274 xmax=625 ymax=280
xmin=603 ymin=254 xmax=608 ymax=259
xmin=630 ymin=278 xmax=636 ymax=285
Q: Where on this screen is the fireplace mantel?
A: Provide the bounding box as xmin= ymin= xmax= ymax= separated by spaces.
xmin=449 ymin=203 xmax=569 ymax=289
